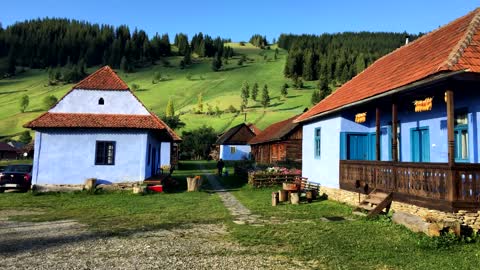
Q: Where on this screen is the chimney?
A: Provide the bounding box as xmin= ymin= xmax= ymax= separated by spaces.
xmin=405 ymin=35 xmax=410 ymax=45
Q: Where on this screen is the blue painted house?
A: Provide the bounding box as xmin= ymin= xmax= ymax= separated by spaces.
xmin=296 ymin=9 xmax=480 ymax=212
xmin=25 ymin=66 xmax=181 ymax=185
xmin=216 ymin=123 xmax=260 ymax=160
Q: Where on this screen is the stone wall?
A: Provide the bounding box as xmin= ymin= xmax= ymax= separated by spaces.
xmin=320 ymin=186 xmax=480 ymax=232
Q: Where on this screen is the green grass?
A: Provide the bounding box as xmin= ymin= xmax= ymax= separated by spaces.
xmin=0 ymin=159 xmax=32 ymax=166
xmin=227 ymin=185 xmax=480 ymax=269
xmin=0 ymin=191 xmax=229 ymax=234
xmin=0 ymin=44 xmax=314 ymax=139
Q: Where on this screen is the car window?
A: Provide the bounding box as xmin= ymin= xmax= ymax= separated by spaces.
xmin=5 ymin=165 xmax=32 ymax=173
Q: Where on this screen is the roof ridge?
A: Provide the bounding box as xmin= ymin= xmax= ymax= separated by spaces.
xmin=72 ymin=66 xmax=130 ymax=90
xmin=440 ymin=8 xmax=480 ymax=70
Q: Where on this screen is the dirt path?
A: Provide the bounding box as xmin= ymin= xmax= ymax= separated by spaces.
xmin=201 ymin=169 xmax=266 ymax=225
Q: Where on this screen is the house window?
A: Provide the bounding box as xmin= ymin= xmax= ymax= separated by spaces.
xmin=455 ymin=109 xmax=468 ymax=162
xmin=230 ymin=146 xmax=237 ymax=154
xmin=98 ymin=98 xmax=104 ymax=105
xmin=95 ymin=141 xmax=115 ymax=165
xmin=314 ymin=128 xmax=321 ymax=158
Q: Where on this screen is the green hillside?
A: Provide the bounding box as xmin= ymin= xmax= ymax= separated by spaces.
xmin=0 ymin=43 xmax=315 ymax=138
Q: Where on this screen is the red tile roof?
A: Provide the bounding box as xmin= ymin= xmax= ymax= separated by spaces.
xmin=296 ymin=8 xmax=480 ymax=122
xmin=73 ymin=66 xmax=129 ymax=90
xmin=249 ymin=115 xmax=300 ymax=145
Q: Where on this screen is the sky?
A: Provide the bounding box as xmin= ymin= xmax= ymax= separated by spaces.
xmin=1 ymin=1 xmax=479 ymax=41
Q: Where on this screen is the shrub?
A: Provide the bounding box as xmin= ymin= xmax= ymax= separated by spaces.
xmin=130 ymin=83 xmax=140 ymax=91
xmin=226 ymin=105 xmax=238 ymax=113
xmin=43 ymin=95 xmax=58 ymax=109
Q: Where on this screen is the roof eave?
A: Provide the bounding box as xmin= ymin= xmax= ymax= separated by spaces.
xmin=295 ymin=70 xmax=466 ymax=124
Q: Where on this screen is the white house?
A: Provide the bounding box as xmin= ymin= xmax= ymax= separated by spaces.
xmin=25 ymin=66 xmax=181 ymax=185
xmin=215 ymin=123 xmax=260 ymax=160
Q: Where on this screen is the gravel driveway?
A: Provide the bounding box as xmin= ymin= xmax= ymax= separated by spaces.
xmin=0 ymin=211 xmax=305 ymax=270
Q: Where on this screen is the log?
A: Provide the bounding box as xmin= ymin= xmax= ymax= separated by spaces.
xmin=272 ymin=192 xmax=279 ymax=206
xmin=290 ymin=193 xmax=300 ymax=205
xmin=187 ymin=176 xmax=202 ymax=192
xmin=84 ymin=178 xmax=97 ymax=190
xmin=279 ymin=190 xmax=288 ymax=202
xmin=392 ymin=211 xmax=441 ymax=237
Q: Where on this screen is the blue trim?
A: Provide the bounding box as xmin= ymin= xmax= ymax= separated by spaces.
xmin=454 ymin=124 xmax=469 ymax=162
xmin=340 ymin=132 xmax=347 ymax=160
xmin=410 ymin=126 xmax=429 ymax=162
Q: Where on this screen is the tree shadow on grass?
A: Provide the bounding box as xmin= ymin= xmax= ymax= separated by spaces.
xmin=221 ymin=65 xmax=248 ymax=72
xmin=0 ymin=89 xmax=27 ymax=95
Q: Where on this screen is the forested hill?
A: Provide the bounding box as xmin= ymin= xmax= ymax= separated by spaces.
xmin=280 ymin=32 xmax=421 ymax=83
xmin=0 ymin=18 xmax=232 ymax=75
xmin=0 ymin=18 xmax=419 ymax=141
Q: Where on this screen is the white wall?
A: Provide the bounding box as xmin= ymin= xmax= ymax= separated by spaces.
xmin=160 ymin=142 xmax=171 ymax=166
xmin=302 ymin=115 xmax=342 ymax=188
xmin=219 ymin=145 xmax=251 ymax=160
xmin=50 ymin=89 xmax=150 ymax=115
xmin=32 ymin=130 xmax=148 ymax=185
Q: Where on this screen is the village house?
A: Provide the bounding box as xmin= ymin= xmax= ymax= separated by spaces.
xmin=0 ymin=142 xmax=17 ymax=160
xmin=25 ymin=66 xmax=181 ymax=185
xmin=296 ymin=9 xmax=480 ymax=226
xmin=216 ymin=123 xmax=260 ymax=160
xmin=249 ymin=115 xmax=302 ymax=165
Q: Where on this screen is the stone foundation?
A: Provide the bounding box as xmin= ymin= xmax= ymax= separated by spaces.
xmin=320 ymin=186 xmax=480 ymax=232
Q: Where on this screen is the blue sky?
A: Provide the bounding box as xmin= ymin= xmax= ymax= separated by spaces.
xmin=1 ymin=1 xmax=478 ymax=41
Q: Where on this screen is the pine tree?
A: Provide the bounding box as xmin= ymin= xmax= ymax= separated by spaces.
xmin=240 ymin=81 xmax=250 ymax=110
xmin=251 ymin=82 xmax=259 ymax=101
xmin=120 ymin=56 xmax=128 ymax=72
xmin=6 ymin=47 xmax=16 ymax=75
xmin=311 ymin=90 xmax=321 ymax=105
xmin=281 ymin=84 xmax=288 ymax=99
xmin=197 ymin=93 xmax=203 ymax=113
xmin=261 ymin=84 xmax=270 ymax=109
xmin=166 ymin=97 xmax=175 ymax=117
xmin=355 ymin=53 xmax=366 ymax=75
xmin=211 ymin=52 xmax=222 ymax=71
xmin=183 ymin=47 xmax=192 ymax=65
xmin=19 ymin=94 xmax=29 ymax=113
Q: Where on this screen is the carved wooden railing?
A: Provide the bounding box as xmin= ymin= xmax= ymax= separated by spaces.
xmin=339 ymin=160 xmax=480 ymax=210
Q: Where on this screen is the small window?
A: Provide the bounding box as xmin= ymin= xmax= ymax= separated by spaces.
xmin=95 ymin=141 xmax=115 ymax=165
xmin=314 ymin=128 xmax=321 ymax=159
xmin=98 ymin=98 xmax=104 ymax=105
xmin=455 ymin=109 xmax=469 ymax=161
xmin=230 ymin=146 xmax=237 ymax=154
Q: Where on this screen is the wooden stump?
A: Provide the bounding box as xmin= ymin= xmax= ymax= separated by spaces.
xmin=84 ymin=178 xmax=97 ymax=190
xmin=306 ymin=191 xmax=313 ymax=203
xmin=133 ymin=185 xmax=145 ymax=194
xmin=272 ymin=192 xmax=279 ymax=206
xmin=290 ymin=193 xmax=300 ymax=205
xmin=279 ymin=190 xmax=288 ymax=202
xmin=187 ymin=176 xmax=202 ymax=192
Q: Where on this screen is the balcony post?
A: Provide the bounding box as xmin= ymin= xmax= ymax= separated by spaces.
xmin=446 ymin=90 xmax=457 ymax=203
xmin=392 ymin=103 xmax=398 ymax=162
xmin=376 ymin=107 xmax=381 ymax=161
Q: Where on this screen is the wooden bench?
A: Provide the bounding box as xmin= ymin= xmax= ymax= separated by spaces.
xmin=294 ymin=176 xmax=321 ymax=200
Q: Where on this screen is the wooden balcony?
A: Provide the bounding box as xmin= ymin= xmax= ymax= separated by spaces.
xmin=340 ymin=160 xmax=480 ymax=211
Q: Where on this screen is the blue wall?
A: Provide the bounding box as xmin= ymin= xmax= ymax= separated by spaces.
xmin=301 ymin=87 xmax=480 ymax=188
xmin=302 ymin=115 xmax=342 ymax=188
xmin=219 ymin=144 xmax=251 ymax=160
xmin=32 ymin=129 xmax=172 ymax=185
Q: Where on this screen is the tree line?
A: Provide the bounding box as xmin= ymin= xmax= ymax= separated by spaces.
xmin=280 ymin=32 xmax=421 ymax=84
xmin=0 ymin=19 xmax=233 ymax=76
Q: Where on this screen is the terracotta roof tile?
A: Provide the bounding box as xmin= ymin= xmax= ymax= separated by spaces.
xmin=296 ymin=8 xmax=480 ymax=122
xmin=73 ymin=66 xmax=129 ymax=90
xmin=249 ymin=115 xmax=300 ymax=145
xmin=25 ymin=113 xmax=166 ymax=129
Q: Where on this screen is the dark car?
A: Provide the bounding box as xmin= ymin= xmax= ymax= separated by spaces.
xmin=0 ymin=164 xmax=33 ymax=192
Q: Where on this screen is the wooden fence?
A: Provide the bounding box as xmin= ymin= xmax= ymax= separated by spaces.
xmin=248 ymin=172 xmax=301 ymax=188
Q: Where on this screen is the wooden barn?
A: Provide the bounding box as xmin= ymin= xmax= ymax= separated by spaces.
xmin=249 ymin=115 xmax=302 ymax=165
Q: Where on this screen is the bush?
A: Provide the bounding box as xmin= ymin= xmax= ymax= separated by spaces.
xmin=130 ymin=83 xmax=140 ymax=91
xmin=225 ymin=105 xmax=238 ymax=113
xmin=180 ymin=125 xmax=217 ymax=160
xmin=43 ymin=95 xmax=58 ymax=109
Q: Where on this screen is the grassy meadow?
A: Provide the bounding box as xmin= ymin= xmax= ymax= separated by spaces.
xmin=0 ymin=43 xmax=315 ymax=139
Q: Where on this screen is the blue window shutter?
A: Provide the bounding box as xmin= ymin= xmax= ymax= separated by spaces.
xmin=340 ymin=132 xmax=346 ymax=160
xmin=314 ymin=128 xmax=321 ymax=159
